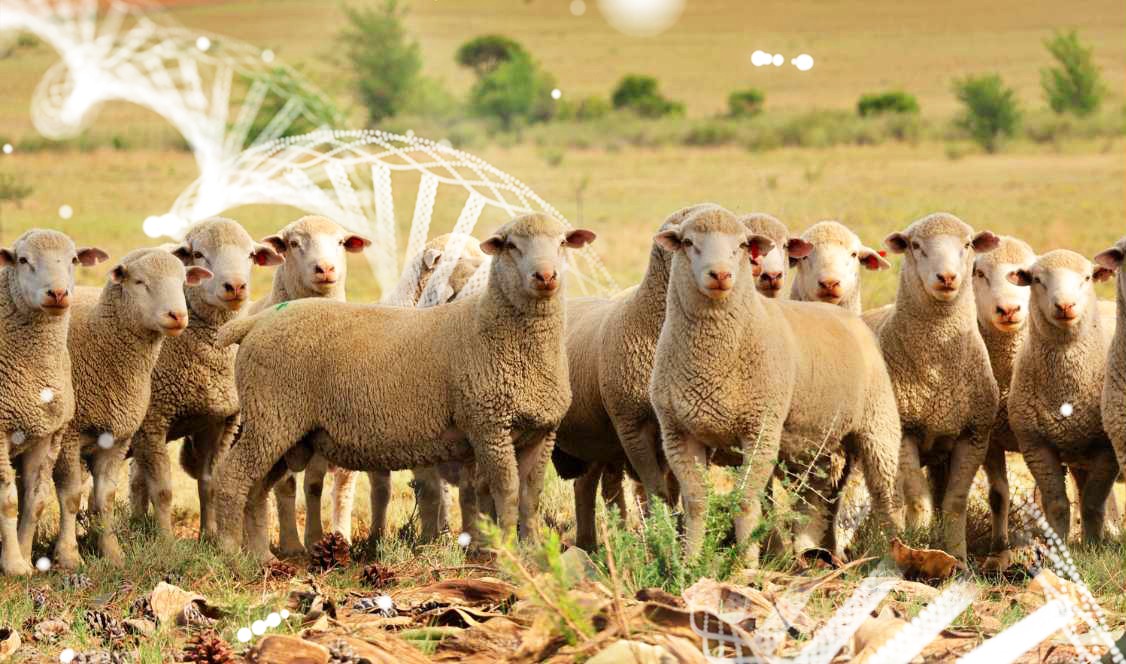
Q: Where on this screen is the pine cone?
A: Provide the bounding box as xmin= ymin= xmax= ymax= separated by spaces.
xmin=129 ymin=595 xmax=155 ymax=621
xmin=359 ymin=562 xmax=395 ymax=589
xmin=263 ymin=559 xmax=298 ymax=581
xmin=30 ymin=586 xmax=48 ymax=611
xmin=63 ymin=573 xmax=93 ymax=591
xmin=71 ymin=651 xmax=132 ymax=664
xmin=182 ymin=629 xmax=236 ymax=664
xmin=84 ymin=609 xmax=126 ymax=643
xmin=308 ymin=532 xmax=350 ymax=572
xmin=327 ymin=639 xmax=361 ymax=663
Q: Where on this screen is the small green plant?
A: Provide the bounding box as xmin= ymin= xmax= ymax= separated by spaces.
xmin=340 ymin=0 xmax=423 ymax=125
xmin=857 ymin=90 xmax=919 ymax=117
xmin=953 ymin=73 xmax=1020 ymax=153
xmin=0 ymin=173 xmax=33 ymax=207
xmin=1041 ymin=30 xmax=1105 ymax=117
xmin=611 ymin=75 xmax=684 ymax=118
xmin=455 ymin=35 xmax=527 ymax=76
xmin=728 ymin=88 xmax=766 ymax=117
xmin=466 ymin=50 xmax=557 ymax=129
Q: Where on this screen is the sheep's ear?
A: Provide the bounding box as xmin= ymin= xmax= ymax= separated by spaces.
xmin=185 ymin=266 xmax=213 ymax=286
xmin=1094 ymin=266 xmax=1116 ymax=283
xmin=653 ymin=229 xmax=683 ymax=252
xmin=1094 ymin=246 xmax=1124 ymax=271
xmin=422 ymin=247 xmax=443 ymax=269
xmin=884 ymin=232 xmax=909 ymax=254
xmin=859 ymin=247 xmax=891 ymax=271
xmin=743 ymin=234 xmax=775 ymax=261
xmin=262 ymin=234 xmax=287 ymax=255
xmin=972 ymin=230 xmax=1000 ymax=253
xmin=343 ymin=234 xmax=371 ymax=253
xmin=786 ymin=237 xmax=813 ymax=259
xmin=76 ymin=247 xmax=109 ymax=267
xmin=171 ymin=244 xmax=193 ymax=265
xmin=251 ymin=243 xmax=284 ymax=267
xmin=1008 ymin=269 xmax=1033 ymax=287
xmin=564 ymin=229 xmax=596 ymax=249
xmin=110 ymin=265 xmax=127 ymax=284
xmin=480 ymin=235 xmax=507 ymax=256
xmin=0 ymin=248 xmax=15 ymax=267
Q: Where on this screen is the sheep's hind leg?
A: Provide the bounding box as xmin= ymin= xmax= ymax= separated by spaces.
xmin=273 ymin=473 xmax=304 ymax=556
xmin=981 ymin=442 xmax=1011 ymax=572
xmin=90 ymin=444 xmax=129 ymax=566
xmin=329 ymin=466 xmax=358 ymax=543
xmin=1075 ymin=445 xmax=1118 ymax=543
xmin=16 ymin=434 xmax=55 ymax=560
xmin=0 ymin=442 xmax=33 ymax=575
xmin=898 ymin=434 xmax=932 ymax=531
xmin=367 ymin=470 xmax=391 ymax=540
xmin=616 ymin=417 xmax=669 ymax=506
xmin=1020 ymin=438 xmax=1070 ymax=543
xmin=133 ymin=421 xmax=175 ymax=534
xmin=302 ymin=455 xmax=328 ymax=551
xmin=515 ymin=431 xmax=554 ymax=540
xmin=52 ymin=431 xmax=84 ymax=570
xmin=573 ymin=463 xmax=601 ymax=551
xmin=412 ymin=465 xmax=448 ymax=543
xmin=939 ymin=432 xmax=988 ymax=561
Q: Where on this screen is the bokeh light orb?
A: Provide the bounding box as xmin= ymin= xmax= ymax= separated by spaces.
xmin=598 ymin=0 xmax=684 ymax=37
xmin=792 ymin=53 xmax=815 ymax=71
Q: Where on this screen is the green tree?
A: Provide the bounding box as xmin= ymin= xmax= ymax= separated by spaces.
xmin=467 ymin=51 xmax=556 ymax=128
xmin=455 ymin=35 xmax=527 ymax=76
xmin=857 ymin=91 xmax=919 ymax=117
xmin=340 ymin=0 xmax=422 ymax=125
xmin=727 ymin=88 xmax=765 ymax=117
xmin=1041 ymin=30 xmax=1105 ymax=116
xmin=953 ymin=74 xmax=1020 ymax=153
xmin=611 ymin=75 xmax=684 ymax=118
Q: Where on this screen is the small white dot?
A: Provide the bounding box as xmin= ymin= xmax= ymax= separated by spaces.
xmin=58 ymin=205 xmax=73 ymax=220
xmin=569 ymin=0 xmax=586 ymax=16
xmin=551 ymin=88 xmax=562 ymax=100
xmin=97 ymin=432 xmax=114 ymax=449
xmin=60 ymin=650 xmax=76 ymax=664
xmin=1060 ymin=402 xmax=1073 ymax=417
xmin=265 ymin=612 xmax=281 ymax=628
xmin=196 ymin=36 xmax=211 ymax=52
xmin=261 ymin=49 xmax=275 ymax=63
xmin=792 ymin=53 xmax=815 ymax=71
xmin=11 ymin=431 xmax=25 ymax=445
xmin=251 ymin=620 xmax=266 ymax=635
xmin=36 ymin=556 xmax=51 ymax=572
xmin=40 ymin=388 xmax=55 ymax=403
xmin=236 ymin=627 xmax=252 ymax=643
xmin=405 ymin=129 xmax=415 ymax=138
xmin=457 ymin=532 xmax=471 ymax=547
xmin=772 ymin=53 xmax=784 ymax=66
xmin=279 ymin=609 xmax=290 ymax=620
xmin=2 ymin=143 xmax=12 ymax=154
xmin=376 ymin=595 xmax=394 ymax=611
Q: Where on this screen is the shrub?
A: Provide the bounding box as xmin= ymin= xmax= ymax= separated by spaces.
xmin=682 ymin=120 xmax=737 ymax=146
xmin=727 ymin=88 xmax=765 ymax=117
xmin=557 ymin=96 xmax=611 ymax=122
xmin=340 ymin=0 xmax=423 ymax=125
xmin=455 ymin=35 xmax=527 ymax=76
xmin=857 ymin=90 xmax=919 ymax=117
xmin=0 ymin=173 xmax=33 ymax=207
xmin=611 ymin=75 xmax=684 ymax=118
xmin=1041 ymin=30 xmax=1105 ymax=117
xmin=953 ymin=74 xmax=1020 ymax=153
xmin=467 ymin=50 xmax=557 ymax=128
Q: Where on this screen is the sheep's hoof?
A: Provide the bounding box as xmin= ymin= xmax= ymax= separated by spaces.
xmin=1 ymin=557 xmax=34 ymax=576
xmin=100 ymin=539 xmax=126 ymax=567
xmin=54 ymin=549 xmax=83 ymax=571
xmin=981 ymin=550 xmax=1010 ymax=574
xmin=276 ymin=545 xmax=306 ymax=559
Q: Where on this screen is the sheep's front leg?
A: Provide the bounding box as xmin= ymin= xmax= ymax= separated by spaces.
xmin=329 ymin=466 xmax=358 ymax=543
xmin=412 ymin=465 xmax=448 ymax=543
xmin=0 ymin=442 xmax=33 ymax=576
xmin=735 ymin=425 xmax=783 ymax=568
xmin=272 ymin=473 xmax=304 ymax=556
xmin=662 ymin=424 xmax=709 ymax=560
xmin=302 ymin=455 xmax=328 ymax=550
xmin=516 ymin=430 xmax=553 ymax=540
xmin=983 ymin=441 xmax=1010 ymax=554
xmin=1020 ymin=437 xmax=1069 ymax=542
xmin=1075 ymin=445 xmax=1118 ymax=543
xmin=898 ymin=433 xmax=932 ymax=530
xmin=474 ymin=431 xmax=520 ymax=536
xmin=601 ymin=464 xmax=628 ymax=522
xmin=939 ymin=433 xmax=987 ymax=560
xmin=616 ymin=416 xmax=668 ymax=505
xmin=52 ymin=431 xmax=84 ymax=570
xmin=197 ymin=416 xmax=239 ymax=540
xmin=367 ymin=470 xmax=391 ymax=540
xmin=16 ymin=434 xmax=56 ymax=560
xmin=91 ymin=443 xmax=129 ymax=566
xmin=245 ymin=480 xmax=275 ymax=563
xmin=573 ymin=463 xmax=601 ymax=551
xmin=131 ymin=420 xmax=174 ymax=533
xmin=456 ymin=466 xmax=479 ymax=539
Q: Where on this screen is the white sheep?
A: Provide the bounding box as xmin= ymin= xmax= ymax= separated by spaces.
xmin=789 ymin=220 xmax=890 ymax=313
xmin=1095 ymin=238 xmax=1126 ymax=530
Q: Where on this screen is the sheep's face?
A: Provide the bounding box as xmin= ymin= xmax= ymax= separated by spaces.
xmin=0 ymin=230 xmax=107 ymax=315
xmin=481 ymin=228 xmax=596 ymax=301
xmin=174 ymin=221 xmax=282 ymax=312
xmin=886 ymin=227 xmax=999 ymax=302
xmin=263 ymin=217 xmax=370 ymax=296
xmin=1010 ymin=251 xmax=1113 ymax=330
xmin=415 ymin=239 xmax=486 ymax=304
xmin=792 ymin=231 xmax=887 ymax=306
xmin=973 ymin=239 xmax=1036 ymax=333
xmin=111 ymin=250 xmax=211 ymax=337
xmin=656 ymin=226 xmax=774 ymax=301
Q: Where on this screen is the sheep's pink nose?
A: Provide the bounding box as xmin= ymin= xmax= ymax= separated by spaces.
xmin=818 ymin=279 xmax=840 ymax=291
xmin=223 ymin=280 xmax=247 ymax=299
xmin=46 ymin=288 xmax=68 ymax=304
xmin=314 ymin=263 xmax=337 ymax=281
xmin=532 ymin=270 xmax=558 ymax=290
xmin=760 ymin=271 xmax=783 ymax=288
xmin=996 ymin=304 xmax=1021 ymax=320
xmin=936 ymin=273 xmax=958 ymax=288
xmin=708 ymin=270 xmax=732 ymax=282
xmin=166 ymin=310 xmax=186 ymax=325
xmin=1054 ymin=302 xmax=1076 ymax=318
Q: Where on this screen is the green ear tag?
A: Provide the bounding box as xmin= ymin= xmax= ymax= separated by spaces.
xmin=274 ymin=301 xmax=289 ymax=311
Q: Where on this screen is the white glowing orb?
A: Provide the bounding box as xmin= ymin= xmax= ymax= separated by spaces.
xmin=40 ymin=388 xmax=55 ymax=403
xmin=437 ymin=138 xmax=452 ymax=149
xmin=792 ymin=53 xmax=815 ymax=71
xmin=751 ymin=50 xmax=772 ymax=67
xmin=36 ymin=556 xmax=52 ymax=572
xmin=376 ymin=595 xmax=394 ymax=611
xmin=261 ymin=49 xmax=275 ymax=63
xmin=280 ymin=609 xmax=290 ymax=620
xmin=236 ymin=627 xmax=252 ymax=643
xmin=251 ymin=620 xmax=266 ymax=635
xmin=265 ymin=612 xmax=281 ymax=628
xmin=457 ymin=532 xmax=472 ymax=548
xmin=1060 ymin=402 xmax=1074 ymax=417
xmin=570 ymin=0 xmax=586 ymax=16
xmin=2 ymin=143 xmax=12 ymax=154
xmin=58 ymin=205 xmax=73 ymax=220
xmin=598 ymin=0 xmax=684 ymax=37
xmin=59 ymin=649 xmax=76 ymax=664
xmin=97 ymin=432 xmax=114 ymax=449
xmin=11 ymin=431 xmax=26 ymax=446
xmin=772 ymin=53 xmax=784 ymax=66
xmin=551 ymin=88 xmax=562 ymax=100
xmin=195 ymin=36 xmax=211 ymax=52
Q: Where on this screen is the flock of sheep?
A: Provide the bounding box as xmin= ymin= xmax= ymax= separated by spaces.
xmin=1 ymin=205 xmax=1124 ymax=577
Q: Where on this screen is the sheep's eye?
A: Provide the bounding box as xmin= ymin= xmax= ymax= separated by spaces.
xmin=964 ymin=242 xmax=972 ymax=250
xmin=1033 ymin=277 xmax=1041 ymax=285
xmin=911 ymin=242 xmax=920 ymax=250
xmin=192 ymin=251 xmax=204 ymax=260
xmin=134 ymin=280 xmax=145 ymax=286
xmin=71 ymin=257 xmax=79 ymax=265
xmin=851 ymin=252 xmax=857 ymax=258
xmin=682 ymin=238 xmax=693 ymax=248
xmin=288 ymin=240 xmax=300 ymax=249
xmin=17 ymin=257 xmax=27 ymax=265
xmin=1085 ymin=274 xmax=1091 ymax=281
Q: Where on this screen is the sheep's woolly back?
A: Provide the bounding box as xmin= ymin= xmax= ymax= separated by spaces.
xmin=902 ymin=212 xmax=973 ymax=240
xmin=739 ymin=213 xmax=788 ymax=246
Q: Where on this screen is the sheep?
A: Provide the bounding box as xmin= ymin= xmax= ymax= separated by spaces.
xmin=1096 ymin=238 xmax=1126 ymax=529
xmin=790 ymin=221 xmax=891 ymax=313
xmin=868 ymin=213 xmax=1000 ymax=560
xmin=53 ymin=249 xmax=211 ymax=568
xmin=1007 ymin=249 xmax=1119 ymax=542
xmin=648 ymin=205 xmax=901 ymax=564
xmin=126 ymin=218 xmax=283 ymax=537
xmin=207 ymin=213 xmax=595 ymax=561
xmin=245 ymin=215 xmax=371 ymax=556
xmin=740 ymin=213 xmax=801 ymax=299
xmin=0 ymin=230 xmax=107 ymax=575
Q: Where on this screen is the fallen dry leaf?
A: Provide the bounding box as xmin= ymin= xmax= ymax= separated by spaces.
xmin=31 ymin=618 xmax=69 ymax=643
xmin=148 ymin=581 xmax=224 ymax=626
xmin=587 ymin=640 xmax=672 ymax=664
xmin=249 ymin=634 xmax=330 ymax=663
xmin=636 ymin=588 xmax=685 ymax=608
xmin=851 ymin=606 xmax=908 ymax=663
xmin=393 ymin=577 xmax=516 ymax=612
xmin=304 ymin=632 xmax=430 ymax=664
xmin=432 ymin=616 xmax=524 ymax=663
xmin=1028 ymin=568 xmax=1087 ymax=607
xmin=0 ymin=627 xmax=21 ymax=658
xmin=890 ymin=537 xmax=965 ymax=582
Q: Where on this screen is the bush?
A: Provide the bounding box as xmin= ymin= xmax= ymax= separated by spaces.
xmin=340 ymin=0 xmax=423 ymax=125
xmin=1041 ymin=30 xmax=1105 ymax=117
xmin=953 ymin=74 xmax=1020 ymax=153
xmin=557 ymin=96 xmax=611 ymax=122
xmin=0 ymin=173 xmax=33 ymax=207
xmin=611 ymin=75 xmax=684 ymax=118
xmin=467 ymin=50 xmax=556 ymax=128
xmin=455 ymin=35 xmax=527 ymax=76
xmin=727 ymin=88 xmax=765 ymax=117
xmin=857 ymin=90 xmax=919 ymax=117
xmin=682 ymin=120 xmax=737 ymax=146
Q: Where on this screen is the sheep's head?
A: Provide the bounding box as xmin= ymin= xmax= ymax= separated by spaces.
xmin=972 ymin=235 xmax=1036 ymax=333
xmin=0 ymin=229 xmax=107 ymax=316
xmin=656 ymin=206 xmax=776 ymax=302
xmin=739 ymin=213 xmax=812 ymax=298
xmin=109 ymin=248 xmax=211 ymax=337
xmin=415 ymin=233 xmax=486 ymax=304
xmin=1009 ymin=250 xmax=1112 ymax=331
xmin=262 ymin=215 xmax=370 ymax=297
xmin=481 ymin=214 xmax=595 ymax=302
xmin=885 ymin=213 xmax=998 ymax=303
xmin=1093 ymin=238 xmax=1125 ymax=292
xmin=172 ymin=217 xmax=283 ymax=312
xmin=791 ymin=220 xmax=887 ymax=306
